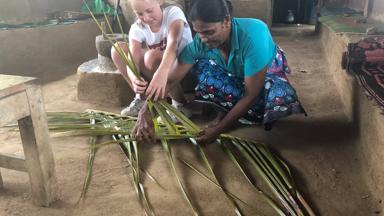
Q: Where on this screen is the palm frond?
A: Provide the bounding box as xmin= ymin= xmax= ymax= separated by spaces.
xmin=178 ymin=158 xmax=265 ymax=216
xmin=79 ymin=114 xmax=97 ymax=200
xmin=218 ymin=139 xmax=285 ymax=216
xmin=46 ymin=110 xmax=314 ymax=215
xmin=219 ymin=135 xmax=315 ymax=216
xmin=190 ymin=138 xmax=244 ymax=215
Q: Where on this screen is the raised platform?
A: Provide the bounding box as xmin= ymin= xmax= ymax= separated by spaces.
xmin=318 ymin=19 xmax=384 ymax=212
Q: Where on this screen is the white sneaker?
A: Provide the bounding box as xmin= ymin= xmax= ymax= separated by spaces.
xmin=157 ymin=104 xmax=192 ymax=123
xmin=120 ymin=98 xmax=145 ymax=117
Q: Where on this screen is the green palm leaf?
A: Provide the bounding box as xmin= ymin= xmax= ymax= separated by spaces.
xmin=79 ymin=114 xmax=97 ymax=200
xmin=160 ymin=139 xmax=199 ymax=216
xmin=45 ymin=111 xmax=314 ymax=215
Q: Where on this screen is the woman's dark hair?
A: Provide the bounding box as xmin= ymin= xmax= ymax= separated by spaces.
xmin=188 ymin=0 xmax=233 ymax=23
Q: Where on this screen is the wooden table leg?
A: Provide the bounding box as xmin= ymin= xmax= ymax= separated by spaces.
xmin=0 ymin=169 xmax=3 ymax=188
xmin=17 ymin=85 xmax=58 ymax=206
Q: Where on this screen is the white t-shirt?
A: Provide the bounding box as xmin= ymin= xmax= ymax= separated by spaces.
xmin=129 ymin=6 xmax=192 ymax=55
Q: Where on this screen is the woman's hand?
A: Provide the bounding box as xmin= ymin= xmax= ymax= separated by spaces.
xmin=146 ymin=69 xmax=168 ymax=101
xmin=196 ymin=124 xmax=223 ymax=145
xmin=132 ymin=104 xmax=156 ymax=143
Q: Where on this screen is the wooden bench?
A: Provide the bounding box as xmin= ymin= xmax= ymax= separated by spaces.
xmin=0 ymin=74 xmax=58 ymax=206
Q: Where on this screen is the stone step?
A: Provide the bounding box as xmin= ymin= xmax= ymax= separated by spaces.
xmin=77 ymin=59 xmax=134 ymax=106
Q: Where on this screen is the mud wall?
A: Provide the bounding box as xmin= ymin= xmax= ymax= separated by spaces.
xmin=0 ymin=0 xmax=82 ymax=24
xmin=0 ymin=0 xmax=103 ymax=83
xmin=318 ymin=23 xmax=384 ymax=214
xmin=0 ymin=20 xmax=100 ymax=83
xmin=231 ymin=0 xmax=273 ymax=26
xmin=347 ymin=0 xmax=366 ymax=11
xmin=114 ymin=0 xmax=273 ymax=27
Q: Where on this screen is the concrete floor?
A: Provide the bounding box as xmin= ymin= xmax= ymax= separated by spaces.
xmin=0 ymin=25 xmax=381 ymax=215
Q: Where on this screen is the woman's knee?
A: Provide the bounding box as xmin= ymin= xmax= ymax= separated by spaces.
xmin=144 ymin=49 xmax=163 ymax=72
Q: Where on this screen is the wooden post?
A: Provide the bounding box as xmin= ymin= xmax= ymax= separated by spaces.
xmin=18 ymin=85 xmax=58 ymax=206
xmin=364 ymin=0 xmax=373 ymax=18
xmin=267 ymin=0 xmax=273 ymax=27
xmin=0 ymin=169 xmax=3 ymax=187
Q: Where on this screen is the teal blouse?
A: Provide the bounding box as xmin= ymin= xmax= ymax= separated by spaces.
xmin=179 ymin=17 xmax=277 ymax=78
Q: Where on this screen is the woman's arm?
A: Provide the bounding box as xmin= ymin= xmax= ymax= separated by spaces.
xmin=146 ymin=19 xmax=185 ymax=100
xmin=165 ymin=58 xmax=194 ymax=93
xmin=196 ymin=67 xmax=267 ymax=144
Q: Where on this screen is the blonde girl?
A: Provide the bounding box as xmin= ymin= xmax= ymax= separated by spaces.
xmin=111 ymin=0 xmax=192 ymax=116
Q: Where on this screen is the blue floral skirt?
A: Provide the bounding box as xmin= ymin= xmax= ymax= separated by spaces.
xmin=194 ymin=48 xmax=306 ymax=125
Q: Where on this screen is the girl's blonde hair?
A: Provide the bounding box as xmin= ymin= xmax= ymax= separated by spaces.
xmin=130 ymin=0 xmax=163 ymax=5
xmin=130 ymin=0 xmax=164 ymax=27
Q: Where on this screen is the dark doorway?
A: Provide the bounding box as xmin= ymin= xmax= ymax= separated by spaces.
xmin=273 ymin=0 xmax=318 ymax=24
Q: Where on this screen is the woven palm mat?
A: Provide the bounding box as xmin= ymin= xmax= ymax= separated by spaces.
xmin=351 ymin=62 xmax=384 ymax=111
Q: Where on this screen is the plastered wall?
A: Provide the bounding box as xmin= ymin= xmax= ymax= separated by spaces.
xmin=0 ymin=0 xmax=82 ymax=24
xmin=113 ymin=0 xmax=272 ymax=27
xmin=232 ymin=0 xmax=272 ymax=26
xmin=348 ymin=0 xmax=366 ymax=11
xmin=0 ymin=20 xmax=100 ymax=83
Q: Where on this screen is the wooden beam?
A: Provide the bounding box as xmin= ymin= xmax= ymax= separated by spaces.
xmin=0 ymin=75 xmax=35 ymax=98
xmin=0 ymin=91 xmax=30 ymax=127
xmin=0 ymin=153 xmax=26 ymax=172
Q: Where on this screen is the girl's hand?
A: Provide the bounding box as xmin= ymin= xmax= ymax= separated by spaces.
xmin=146 ymin=69 xmax=168 ymax=101
xmin=131 ymin=76 xmax=148 ymax=94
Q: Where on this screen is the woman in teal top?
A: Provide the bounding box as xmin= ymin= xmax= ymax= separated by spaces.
xmin=135 ymin=0 xmax=306 ymax=144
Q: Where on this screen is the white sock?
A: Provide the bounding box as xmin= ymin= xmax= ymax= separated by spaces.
xmin=171 ymin=99 xmax=183 ymax=107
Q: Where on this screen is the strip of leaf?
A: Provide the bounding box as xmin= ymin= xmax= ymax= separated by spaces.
xmin=113 ymin=134 xmax=165 ymax=191
xmin=190 ymin=138 xmax=243 ymax=216
xmin=297 ymin=192 xmax=316 ymax=216
xmin=178 ymin=158 xmax=264 ymax=216
xmin=160 ymin=139 xmax=199 ymax=216
xmin=115 ymin=14 xmax=140 ymax=74
xmin=159 ymin=101 xmax=201 ymax=134
xmin=243 ymin=141 xmax=301 ymax=213
xmin=222 ymin=135 xmax=299 ymax=203
xmin=231 ymin=138 xmax=297 ymax=216
xmin=80 ymin=114 xmax=97 ymax=200
xmin=152 ymin=102 xmax=178 ymax=135
xmin=255 ymin=143 xmax=295 ymax=191
xmin=218 ymin=139 xmax=286 ymax=216
xmin=117 ymin=134 xmax=155 ymax=215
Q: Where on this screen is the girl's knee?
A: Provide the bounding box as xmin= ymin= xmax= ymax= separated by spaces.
xmin=144 ymin=49 xmax=163 ymax=71
xmin=111 ymin=42 xmax=128 ymax=60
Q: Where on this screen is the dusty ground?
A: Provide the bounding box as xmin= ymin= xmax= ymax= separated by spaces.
xmin=0 ymin=26 xmax=381 ymax=215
